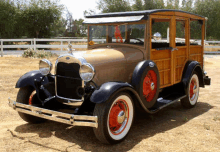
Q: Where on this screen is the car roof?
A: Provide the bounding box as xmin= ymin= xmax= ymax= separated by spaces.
xmin=85 ymin=9 xmax=205 ymax=19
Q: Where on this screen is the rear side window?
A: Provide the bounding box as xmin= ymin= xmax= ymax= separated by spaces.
xmin=190 ymin=20 xmax=203 ymax=45
xmin=151 ymin=20 xmax=170 ymax=49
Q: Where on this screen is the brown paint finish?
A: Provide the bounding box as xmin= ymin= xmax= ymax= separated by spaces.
xmin=79 ymin=48 xmax=144 ymax=86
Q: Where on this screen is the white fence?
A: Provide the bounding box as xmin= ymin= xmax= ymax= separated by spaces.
xmin=0 ymin=38 xmax=88 ymax=57
xmin=1 ymin=38 xmax=220 ymax=57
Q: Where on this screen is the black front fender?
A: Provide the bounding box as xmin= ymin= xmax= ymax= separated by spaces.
xmin=90 ymin=82 xmax=135 ymax=104
xmin=90 ymin=81 xmax=157 ymax=114
xmin=16 ymin=70 xmax=50 ymax=89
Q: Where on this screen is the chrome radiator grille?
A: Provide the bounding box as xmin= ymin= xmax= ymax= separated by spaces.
xmin=56 ymin=62 xmax=82 ymax=99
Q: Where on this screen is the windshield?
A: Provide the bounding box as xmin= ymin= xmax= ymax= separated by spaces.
xmin=89 ymin=24 xmax=145 ymax=47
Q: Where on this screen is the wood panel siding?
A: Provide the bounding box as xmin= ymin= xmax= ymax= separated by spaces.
xmin=151 ymin=49 xmax=172 ymax=87
xmin=189 ymin=45 xmax=203 ymax=65
xmin=175 ymin=47 xmax=187 ymax=83
xmin=149 ymin=12 xmax=204 ymax=89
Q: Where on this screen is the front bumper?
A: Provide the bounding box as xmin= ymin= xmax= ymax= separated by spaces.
xmin=8 ymin=98 xmax=98 ymax=128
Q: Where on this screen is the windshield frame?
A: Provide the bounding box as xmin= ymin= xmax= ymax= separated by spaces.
xmin=87 ymin=21 xmax=147 ymax=49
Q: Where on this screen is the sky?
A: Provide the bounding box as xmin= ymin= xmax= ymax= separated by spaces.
xmin=60 ymin=0 xmax=100 ymax=19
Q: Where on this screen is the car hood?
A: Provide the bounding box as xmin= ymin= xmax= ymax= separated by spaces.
xmin=73 ymin=48 xmax=143 ymax=66
xmin=72 ymin=47 xmax=144 ymax=85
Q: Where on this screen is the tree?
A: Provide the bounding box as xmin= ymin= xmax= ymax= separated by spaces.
xmin=132 ymin=0 xmax=144 ymax=11
xmin=51 ymin=17 xmax=67 ymax=37
xmin=97 ymin=0 xmax=131 ymax=13
xmin=19 ymin=0 xmax=64 ymax=38
xmin=0 ymin=1 xmax=17 ymax=38
xmin=194 ymin=0 xmax=220 ymax=39
xmin=143 ymin=0 xmax=164 ymax=10
xmin=84 ymin=9 xmax=96 ymax=16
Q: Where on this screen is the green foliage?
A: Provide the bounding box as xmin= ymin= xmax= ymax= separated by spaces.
xmin=20 ymin=0 xmax=64 ymax=38
xmin=65 ymin=18 xmax=87 ymax=37
xmin=0 ymin=1 xmax=17 ymax=38
xmin=152 ymin=22 xmax=169 ymax=38
xmin=97 ymin=0 xmax=131 ymax=13
xmin=195 ymin=0 xmax=220 ymax=40
xmin=72 ymin=19 xmax=87 ymax=37
xmin=96 ymin=0 xmax=220 ymax=40
xmin=22 ymin=48 xmax=55 ymax=58
xmin=143 ymin=0 xmax=164 ymax=10
xmin=132 ymin=0 xmax=144 ymax=11
xmin=0 ymin=0 xmax=64 ymax=38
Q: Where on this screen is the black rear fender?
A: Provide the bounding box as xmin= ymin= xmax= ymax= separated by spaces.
xmin=182 ymin=61 xmax=205 ymax=90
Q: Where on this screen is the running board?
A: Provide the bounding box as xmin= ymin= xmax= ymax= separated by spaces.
xmin=150 ymin=94 xmax=187 ymax=113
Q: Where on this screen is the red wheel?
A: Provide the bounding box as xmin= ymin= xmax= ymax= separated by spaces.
xmin=143 ymin=70 xmax=157 ymax=102
xmin=93 ymin=92 xmax=134 ymax=144
xmin=189 ymin=78 xmax=198 ymax=102
xmin=132 ymin=61 xmax=160 ymax=109
xmin=108 ymin=99 xmax=129 ymax=135
xmin=181 ymin=72 xmax=199 ymax=108
xmin=29 ymin=90 xmax=36 ymax=105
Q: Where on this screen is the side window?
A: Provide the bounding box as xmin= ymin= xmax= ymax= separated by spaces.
xmin=151 ymin=19 xmax=170 ymax=49
xmin=176 ymin=20 xmax=186 ymax=46
xmin=190 ymin=20 xmax=202 ymax=45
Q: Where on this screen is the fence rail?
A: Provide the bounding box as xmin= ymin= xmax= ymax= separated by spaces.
xmin=1 ymin=38 xmax=220 ymax=57
xmin=0 ymin=38 xmax=88 ymax=57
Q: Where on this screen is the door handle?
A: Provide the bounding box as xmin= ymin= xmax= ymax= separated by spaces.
xmin=171 ymin=48 xmax=178 ymax=51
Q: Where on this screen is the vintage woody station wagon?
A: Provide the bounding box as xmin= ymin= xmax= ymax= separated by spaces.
xmin=9 ymin=9 xmax=211 ymax=144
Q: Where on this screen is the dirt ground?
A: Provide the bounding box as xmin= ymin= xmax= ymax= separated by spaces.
xmin=0 ymin=55 xmax=219 ymax=152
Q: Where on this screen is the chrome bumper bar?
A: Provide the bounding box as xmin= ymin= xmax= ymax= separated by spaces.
xmin=8 ymin=98 xmax=98 ymax=128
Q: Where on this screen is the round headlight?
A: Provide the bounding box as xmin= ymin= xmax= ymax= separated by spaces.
xmin=39 ymin=59 xmax=53 ymax=76
xmin=79 ymin=63 xmax=95 ymax=82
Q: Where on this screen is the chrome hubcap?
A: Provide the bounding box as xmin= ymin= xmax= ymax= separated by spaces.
xmin=193 ymin=85 xmax=197 ymax=94
xmin=117 ymin=111 xmax=125 ymax=124
xmin=151 ymin=82 xmax=155 ymax=90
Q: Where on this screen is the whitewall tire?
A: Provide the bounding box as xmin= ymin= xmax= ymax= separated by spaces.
xmin=181 ymin=72 xmax=200 ymax=108
xmin=93 ymin=92 xmax=134 ymax=144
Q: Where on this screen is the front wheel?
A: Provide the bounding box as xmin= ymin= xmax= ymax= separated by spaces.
xmin=93 ymin=92 xmax=134 ymax=144
xmin=181 ymin=72 xmax=200 ymax=108
xmin=16 ymin=86 xmax=46 ymax=123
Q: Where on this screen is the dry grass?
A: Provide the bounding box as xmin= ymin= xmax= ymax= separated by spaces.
xmin=0 ymin=56 xmax=220 ymax=151
xmin=204 ymin=44 xmax=220 ymax=52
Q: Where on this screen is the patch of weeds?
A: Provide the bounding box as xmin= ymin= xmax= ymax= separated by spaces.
xmin=213 ymin=116 xmax=220 ymax=121
xmin=22 ymin=48 xmax=36 ymax=58
xmin=22 ymin=48 xmax=56 ymax=58
xmin=203 ymin=123 xmax=210 ymax=130
xmin=183 ymin=116 xmax=188 ymax=122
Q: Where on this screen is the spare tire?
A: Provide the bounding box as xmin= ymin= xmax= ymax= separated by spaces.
xmin=131 ymin=60 xmax=160 ymax=109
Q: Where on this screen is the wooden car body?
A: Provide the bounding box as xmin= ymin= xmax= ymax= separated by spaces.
xmin=10 ymin=9 xmax=211 ymax=144
xmin=84 ymin=9 xmax=206 ymax=89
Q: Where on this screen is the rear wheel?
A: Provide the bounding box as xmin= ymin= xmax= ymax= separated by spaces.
xmin=16 ymin=86 xmax=46 ymax=123
xmin=181 ymin=72 xmax=199 ymax=108
xmin=93 ymin=92 xmax=134 ymax=144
